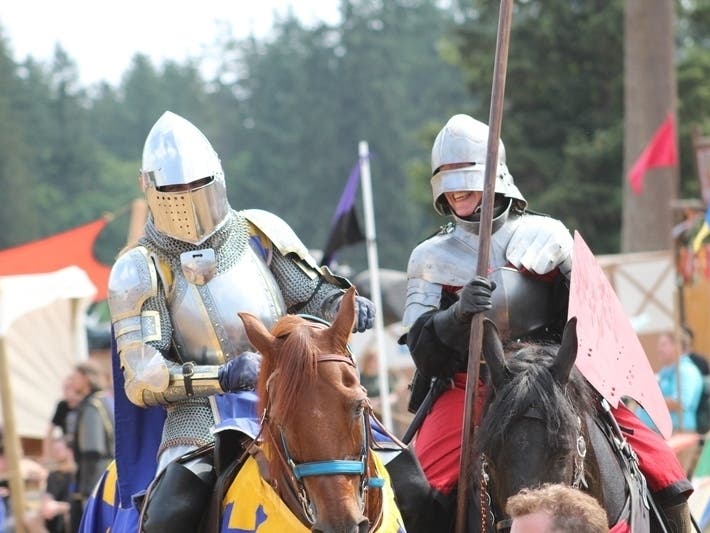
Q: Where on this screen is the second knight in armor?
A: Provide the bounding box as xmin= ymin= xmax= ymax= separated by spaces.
xmin=106 ymin=111 xmax=375 ymax=533
xmin=402 ymin=115 xmax=573 ymax=525
xmin=402 ymin=113 xmax=693 ymax=532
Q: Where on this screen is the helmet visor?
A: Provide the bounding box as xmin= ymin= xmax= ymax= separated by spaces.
xmin=144 ymin=177 xmax=229 ymax=244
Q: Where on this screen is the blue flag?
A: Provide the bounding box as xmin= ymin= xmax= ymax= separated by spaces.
xmin=321 ymin=161 xmax=365 ymax=266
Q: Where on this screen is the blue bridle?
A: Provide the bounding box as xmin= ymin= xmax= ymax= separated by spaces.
xmin=262 ymin=342 xmax=385 ymax=525
xmin=280 ymin=407 xmax=384 ymax=488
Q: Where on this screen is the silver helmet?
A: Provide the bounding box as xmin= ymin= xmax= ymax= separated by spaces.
xmin=140 ymin=111 xmax=230 ymax=244
xmin=430 ymin=114 xmax=526 ymax=216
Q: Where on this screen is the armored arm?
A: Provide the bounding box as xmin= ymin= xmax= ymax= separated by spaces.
xmin=404 ymin=278 xmax=472 ymax=379
xmin=108 ymin=247 xmax=228 ymax=407
xmin=243 ymin=209 xmax=375 ymax=331
xmin=505 ymin=213 xmax=573 ymax=279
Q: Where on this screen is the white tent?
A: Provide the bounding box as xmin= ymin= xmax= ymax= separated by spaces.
xmin=0 ymin=266 xmax=96 ymax=438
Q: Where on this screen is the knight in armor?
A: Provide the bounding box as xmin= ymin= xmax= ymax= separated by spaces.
xmin=402 ymin=114 xmax=694 ymax=531
xmin=106 ymin=111 xmax=375 ymax=533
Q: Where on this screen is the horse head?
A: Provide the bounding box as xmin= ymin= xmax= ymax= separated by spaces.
xmin=239 ymin=287 xmax=382 ymax=533
xmin=477 ymin=317 xmax=604 ymax=526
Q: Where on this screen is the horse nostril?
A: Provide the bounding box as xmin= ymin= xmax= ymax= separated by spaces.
xmin=357 ymin=516 xmax=370 ymax=533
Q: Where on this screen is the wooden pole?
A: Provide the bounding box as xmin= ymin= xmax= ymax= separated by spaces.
xmin=455 ymin=1 xmax=514 ymax=531
xmin=126 ymin=198 xmax=148 ymax=245
xmin=0 ymin=336 xmax=27 ymax=533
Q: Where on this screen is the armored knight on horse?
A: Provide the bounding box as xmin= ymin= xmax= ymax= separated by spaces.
xmin=401 ymin=113 xmax=695 ymax=531
xmin=99 ymin=111 xmax=376 ymax=533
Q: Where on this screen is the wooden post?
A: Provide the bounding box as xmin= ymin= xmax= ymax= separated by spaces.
xmin=0 ymin=335 xmax=27 ymax=533
xmin=455 ymin=1 xmax=514 ymax=531
xmin=126 ymin=198 xmax=148 ymax=245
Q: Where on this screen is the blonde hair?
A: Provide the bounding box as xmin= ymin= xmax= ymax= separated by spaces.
xmin=506 ymin=484 xmax=607 ymax=532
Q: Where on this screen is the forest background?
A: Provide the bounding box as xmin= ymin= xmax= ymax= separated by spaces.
xmin=0 ymin=0 xmax=709 ymax=275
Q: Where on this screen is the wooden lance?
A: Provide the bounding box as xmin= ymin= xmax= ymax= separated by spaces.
xmin=455 ymin=1 xmax=514 ymax=531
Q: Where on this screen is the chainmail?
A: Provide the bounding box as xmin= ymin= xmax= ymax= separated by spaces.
xmin=159 ymin=397 xmax=216 ymax=455
xmin=140 ymin=210 xmax=248 ymax=275
xmin=270 ymin=248 xmax=344 ymax=319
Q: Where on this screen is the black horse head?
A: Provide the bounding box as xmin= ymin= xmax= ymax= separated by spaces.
xmin=475 ymin=318 xmax=604 ymax=521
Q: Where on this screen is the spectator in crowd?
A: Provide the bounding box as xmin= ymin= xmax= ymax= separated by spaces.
xmin=68 ymin=363 xmax=115 ymax=531
xmin=683 ymin=326 xmax=710 ymax=376
xmin=506 ymin=483 xmax=608 ymax=533
xmin=359 ymin=349 xmax=397 ymax=407
xmin=43 ymin=376 xmax=82 ymax=464
xmin=0 ymin=428 xmax=48 ymax=533
xmin=637 ymin=332 xmax=704 ymax=434
xmin=0 ymin=430 xmax=7 ymax=532
xmin=682 ymin=326 xmax=710 ymax=435
xmin=40 ymin=436 xmax=75 ymax=533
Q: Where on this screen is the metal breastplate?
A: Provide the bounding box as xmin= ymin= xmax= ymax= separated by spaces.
xmin=404 ymin=214 xmax=558 ymax=341
xmin=168 ymin=246 xmax=286 ymax=365
xmin=487 ymin=266 xmax=556 ymax=342
xmin=408 ymin=214 xmax=522 ymax=288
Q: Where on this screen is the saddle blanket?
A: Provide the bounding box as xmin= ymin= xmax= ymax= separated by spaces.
xmin=222 ymin=451 xmax=407 ymax=532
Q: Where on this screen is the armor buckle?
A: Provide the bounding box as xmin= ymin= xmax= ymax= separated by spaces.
xmin=182 ymin=362 xmax=195 ymax=397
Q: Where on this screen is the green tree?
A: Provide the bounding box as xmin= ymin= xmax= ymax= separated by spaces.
xmin=216 ymin=0 xmax=470 ymax=270
xmin=448 ymin=0 xmax=625 ymax=253
xmin=0 ymin=29 xmax=40 ymax=247
xmin=677 ymin=0 xmax=710 ymax=200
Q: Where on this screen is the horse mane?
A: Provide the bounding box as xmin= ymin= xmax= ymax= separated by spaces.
xmin=477 ymin=341 xmax=597 ymax=461
xmin=258 ymin=315 xmax=322 ymax=424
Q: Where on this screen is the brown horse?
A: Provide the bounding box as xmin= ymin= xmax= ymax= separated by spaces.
xmin=227 ymin=287 xmax=405 ymax=533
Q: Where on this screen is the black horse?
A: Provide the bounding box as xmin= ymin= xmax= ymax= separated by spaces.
xmin=475 ymin=317 xmax=669 ymax=532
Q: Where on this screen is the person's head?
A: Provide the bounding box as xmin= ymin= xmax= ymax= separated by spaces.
xmin=62 ymin=375 xmax=82 ymax=409
xmin=657 ymin=332 xmax=679 ymax=367
xmin=430 ymin=114 xmax=526 ymax=219
xmin=69 ymin=363 xmax=102 ymax=399
xmin=506 ymin=484 xmax=607 ymax=533
xmin=140 ymin=110 xmax=230 ymax=244
xmin=360 ymin=349 xmax=379 ymax=375
xmin=48 ymin=436 xmax=73 ymax=465
xmin=681 ymin=325 xmax=694 ymax=353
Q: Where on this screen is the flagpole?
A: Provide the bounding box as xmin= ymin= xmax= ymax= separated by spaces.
xmin=359 ymin=141 xmax=393 ymax=431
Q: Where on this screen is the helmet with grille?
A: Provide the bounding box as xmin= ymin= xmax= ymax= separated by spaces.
xmin=140 ymin=111 xmax=230 ymax=244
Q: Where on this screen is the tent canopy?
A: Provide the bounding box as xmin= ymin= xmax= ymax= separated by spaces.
xmin=0 ymin=266 xmax=95 ymax=438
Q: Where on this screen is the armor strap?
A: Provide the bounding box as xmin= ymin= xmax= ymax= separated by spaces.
xmin=141 ymin=365 xmax=223 ymax=406
xmin=183 ymin=363 xmax=196 ymax=397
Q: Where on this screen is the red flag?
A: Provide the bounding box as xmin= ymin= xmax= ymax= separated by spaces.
xmin=0 ymin=218 xmax=111 ymax=301
xmin=627 ymin=113 xmax=678 ymax=194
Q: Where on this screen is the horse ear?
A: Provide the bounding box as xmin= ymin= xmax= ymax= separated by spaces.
xmin=551 ymin=317 xmax=578 ymax=385
xmin=238 ymin=312 xmax=276 ymax=356
xmin=482 ymin=318 xmax=508 ymax=390
xmin=330 ymin=287 xmax=356 ymax=343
